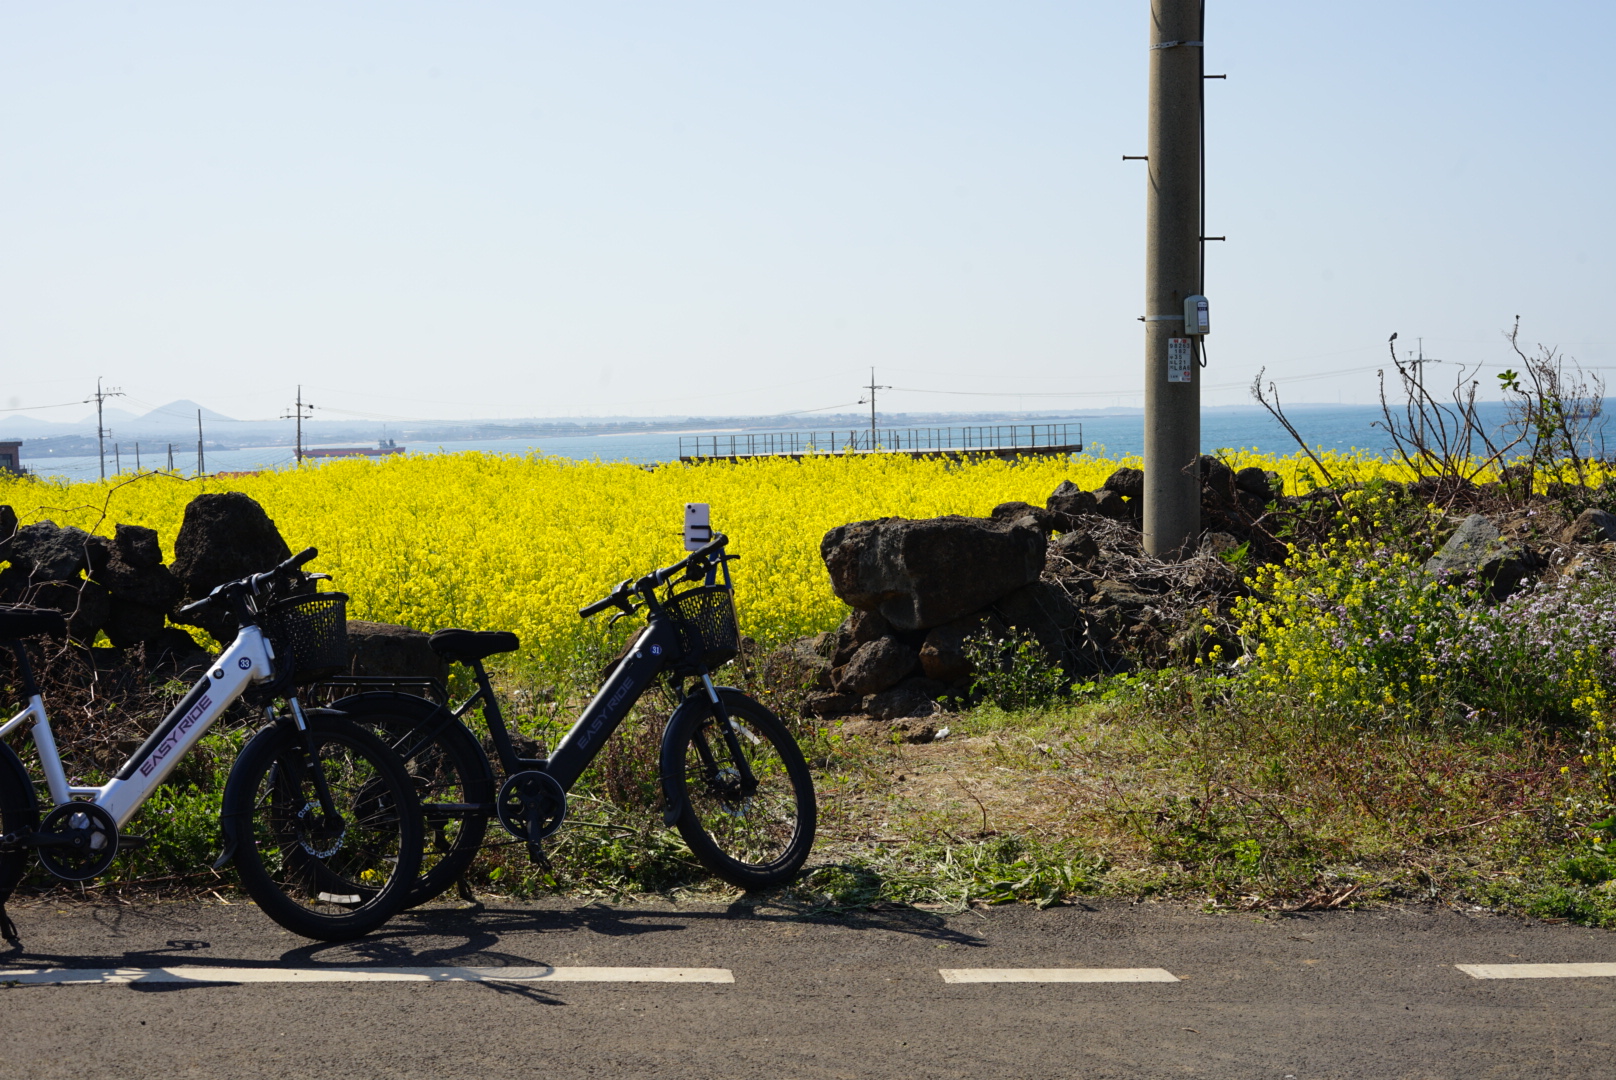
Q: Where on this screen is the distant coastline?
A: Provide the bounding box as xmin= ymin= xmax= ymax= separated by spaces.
xmin=3 ymin=402 xmax=1531 ymax=483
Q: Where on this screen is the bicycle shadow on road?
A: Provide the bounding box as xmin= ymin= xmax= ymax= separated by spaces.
xmin=273 ymin=896 xmax=988 ymax=969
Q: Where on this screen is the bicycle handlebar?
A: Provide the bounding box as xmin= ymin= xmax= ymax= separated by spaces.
xmin=577 ymin=533 xmax=730 ymax=619
xmin=578 ymin=581 xmax=631 ymax=619
xmin=176 ymin=546 xmax=321 ymax=617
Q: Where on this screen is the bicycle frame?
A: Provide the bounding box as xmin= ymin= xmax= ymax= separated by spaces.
xmin=0 ymin=627 xmax=278 ymax=828
xmin=544 ymin=618 xmax=683 ymax=790
xmin=394 ymin=611 xmax=740 ymax=801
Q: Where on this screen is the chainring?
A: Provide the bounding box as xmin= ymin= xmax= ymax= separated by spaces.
xmin=495 ymin=770 xmax=567 ymax=843
xmin=37 ymin=802 xmax=120 ymax=881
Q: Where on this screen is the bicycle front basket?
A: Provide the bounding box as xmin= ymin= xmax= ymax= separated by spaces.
xmin=260 ymin=592 xmax=349 ymax=686
xmin=664 ymin=585 xmax=740 ymax=675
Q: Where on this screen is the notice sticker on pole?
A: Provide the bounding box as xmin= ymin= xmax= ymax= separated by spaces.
xmin=684 ymin=503 xmax=712 ymax=551
xmin=1167 ymin=338 xmax=1194 ymax=384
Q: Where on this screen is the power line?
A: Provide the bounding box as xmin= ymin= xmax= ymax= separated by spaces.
xmin=0 ymin=398 xmax=98 ymax=413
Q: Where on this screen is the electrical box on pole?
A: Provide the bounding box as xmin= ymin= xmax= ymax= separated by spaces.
xmin=1142 ymin=0 xmax=1205 ymax=558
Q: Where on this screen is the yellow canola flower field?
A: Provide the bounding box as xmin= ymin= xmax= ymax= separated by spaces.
xmin=0 ymin=449 xmax=1412 ymax=662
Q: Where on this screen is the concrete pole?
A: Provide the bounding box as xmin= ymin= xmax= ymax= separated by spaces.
xmin=1142 ymin=0 xmax=1203 ymax=558
xmin=96 ymin=378 xmax=107 ymax=481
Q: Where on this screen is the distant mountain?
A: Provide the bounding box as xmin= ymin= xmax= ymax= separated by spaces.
xmin=140 ymin=400 xmax=237 ymax=423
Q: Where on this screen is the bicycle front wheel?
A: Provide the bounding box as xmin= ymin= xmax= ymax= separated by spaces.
xmin=0 ymin=744 xmax=39 ymax=908
xmin=663 ymin=690 xmax=816 ymax=890
xmin=223 ymin=715 xmax=423 ymax=940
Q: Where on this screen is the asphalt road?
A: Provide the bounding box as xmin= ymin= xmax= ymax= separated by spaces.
xmin=3 ymin=896 xmax=1614 ymax=1079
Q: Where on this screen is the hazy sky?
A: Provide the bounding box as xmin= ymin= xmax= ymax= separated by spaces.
xmin=2 ymin=2 xmax=1611 ymax=423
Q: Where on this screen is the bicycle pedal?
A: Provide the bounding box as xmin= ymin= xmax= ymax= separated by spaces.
xmin=525 ymin=844 xmax=554 ymax=874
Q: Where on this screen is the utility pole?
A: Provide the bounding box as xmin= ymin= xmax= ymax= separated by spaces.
xmin=167 ymin=444 xmax=174 ymax=472
xmin=113 ymin=442 xmax=121 ymax=475
xmin=89 ymin=378 xmax=125 ymax=481
xmin=283 ymin=385 xmax=316 ymax=464
xmin=1142 ymin=0 xmax=1205 ymax=558
xmin=196 ymin=410 xmax=205 ymax=477
xmin=134 ymin=443 xmax=141 ymax=472
xmin=858 ymin=368 xmax=890 ymax=451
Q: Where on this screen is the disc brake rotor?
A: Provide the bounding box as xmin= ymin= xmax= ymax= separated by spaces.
xmin=295 ymin=800 xmax=345 ymax=859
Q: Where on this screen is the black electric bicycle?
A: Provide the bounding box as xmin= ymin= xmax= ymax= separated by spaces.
xmin=0 ymin=548 xmax=424 ymax=943
xmin=322 ymin=533 xmax=816 ymax=907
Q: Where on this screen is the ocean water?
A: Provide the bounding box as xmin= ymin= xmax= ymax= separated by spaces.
xmin=15 ymin=402 xmax=1524 ymax=482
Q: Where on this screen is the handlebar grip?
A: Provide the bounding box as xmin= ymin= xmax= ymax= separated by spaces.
xmin=176 ymin=596 xmax=214 ymax=618
xmin=284 ymin=546 xmax=318 ymax=571
xmin=578 ymin=595 xmax=616 ymax=618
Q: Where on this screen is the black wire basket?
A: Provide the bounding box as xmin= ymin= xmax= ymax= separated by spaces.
xmin=260 ymin=592 xmax=349 ymax=687
xmin=664 ymin=585 xmax=740 ymax=675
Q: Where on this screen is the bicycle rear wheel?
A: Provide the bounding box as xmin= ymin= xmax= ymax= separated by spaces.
xmin=332 ymin=693 xmax=492 ymax=908
xmin=223 ymin=714 xmax=423 ymax=940
xmin=0 ymin=745 xmax=39 ymax=942
xmin=663 ymin=690 xmax=816 ymax=890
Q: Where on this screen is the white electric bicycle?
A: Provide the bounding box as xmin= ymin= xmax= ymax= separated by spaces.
xmin=0 ymin=547 xmax=423 ymax=944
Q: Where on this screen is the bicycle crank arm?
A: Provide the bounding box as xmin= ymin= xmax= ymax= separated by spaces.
xmin=2 ymin=831 xmax=88 ymax=851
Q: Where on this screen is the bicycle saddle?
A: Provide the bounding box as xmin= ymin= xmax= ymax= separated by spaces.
xmin=0 ymin=605 xmax=68 ymax=640
xmin=428 ymin=628 xmax=521 ymax=663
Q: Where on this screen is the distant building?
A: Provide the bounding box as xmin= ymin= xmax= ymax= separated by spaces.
xmin=0 ymin=441 xmax=21 ymax=476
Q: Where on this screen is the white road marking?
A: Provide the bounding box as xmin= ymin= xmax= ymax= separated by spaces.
xmin=0 ymin=966 xmax=733 ymax=986
xmin=1457 ymin=963 xmax=1616 ymax=980
xmin=939 ymin=967 xmax=1179 ymax=984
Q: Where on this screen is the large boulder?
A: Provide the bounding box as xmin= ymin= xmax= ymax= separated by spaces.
xmin=990 ymin=501 xmax=1054 ymax=533
xmin=1424 ymin=513 xmax=1535 ymax=600
xmin=820 ymin=515 xmax=1047 ymax=631
xmin=1234 ymin=467 xmax=1275 ymax=501
xmin=1562 ymin=508 xmax=1616 ymax=545
xmin=832 ymin=636 xmax=919 ymax=697
xmin=92 ymin=525 xmax=184 ymax=648
xmin=0 ymin=522 xmax=111 ymax=640
xmin=918 ymin=612 xmax=1006 ymax=686
xmin=171 ymin=493 xmax=294 ymax=640
xmin=864 ymin=678 xmax=948 ymax=721
xmin=346 ymin=621 xmax=449 ymax=680
xmin=4 ymin=521 xmax=99 ymax=583
xmin=112 ymin=523 xmax=164 ymax=569
xmin=831 ymin=609 xmax=894 ymax=667
xmin=1048 ymin=529 xmax=1100 ymax=568
xmin=1091 ymin=489 xmax=1136 ymax=523
xmin=1045 ymin=481 xmax=1097 ymax=531
xmin=1103 ymin=467 xmax=1145 ymax=500
xmin=29 ymin=579 xmax=110 ymax=642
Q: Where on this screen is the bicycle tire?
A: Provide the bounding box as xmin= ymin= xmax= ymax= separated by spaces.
xmin=0 ymin=742 xmax=39 ymax=903
xmin=222 ymin=714 xmax=424 ymax=940
xmin=330 ymin=692 xmax=493 ymax=908
xmin=663 ymin=690 xmax=816 ymax=890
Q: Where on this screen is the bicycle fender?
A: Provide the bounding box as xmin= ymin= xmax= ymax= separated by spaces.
xmin=325 ymin=691 xmax=443 ymax=722
xmin=658 ymin=685 xmax=746 ymax=827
